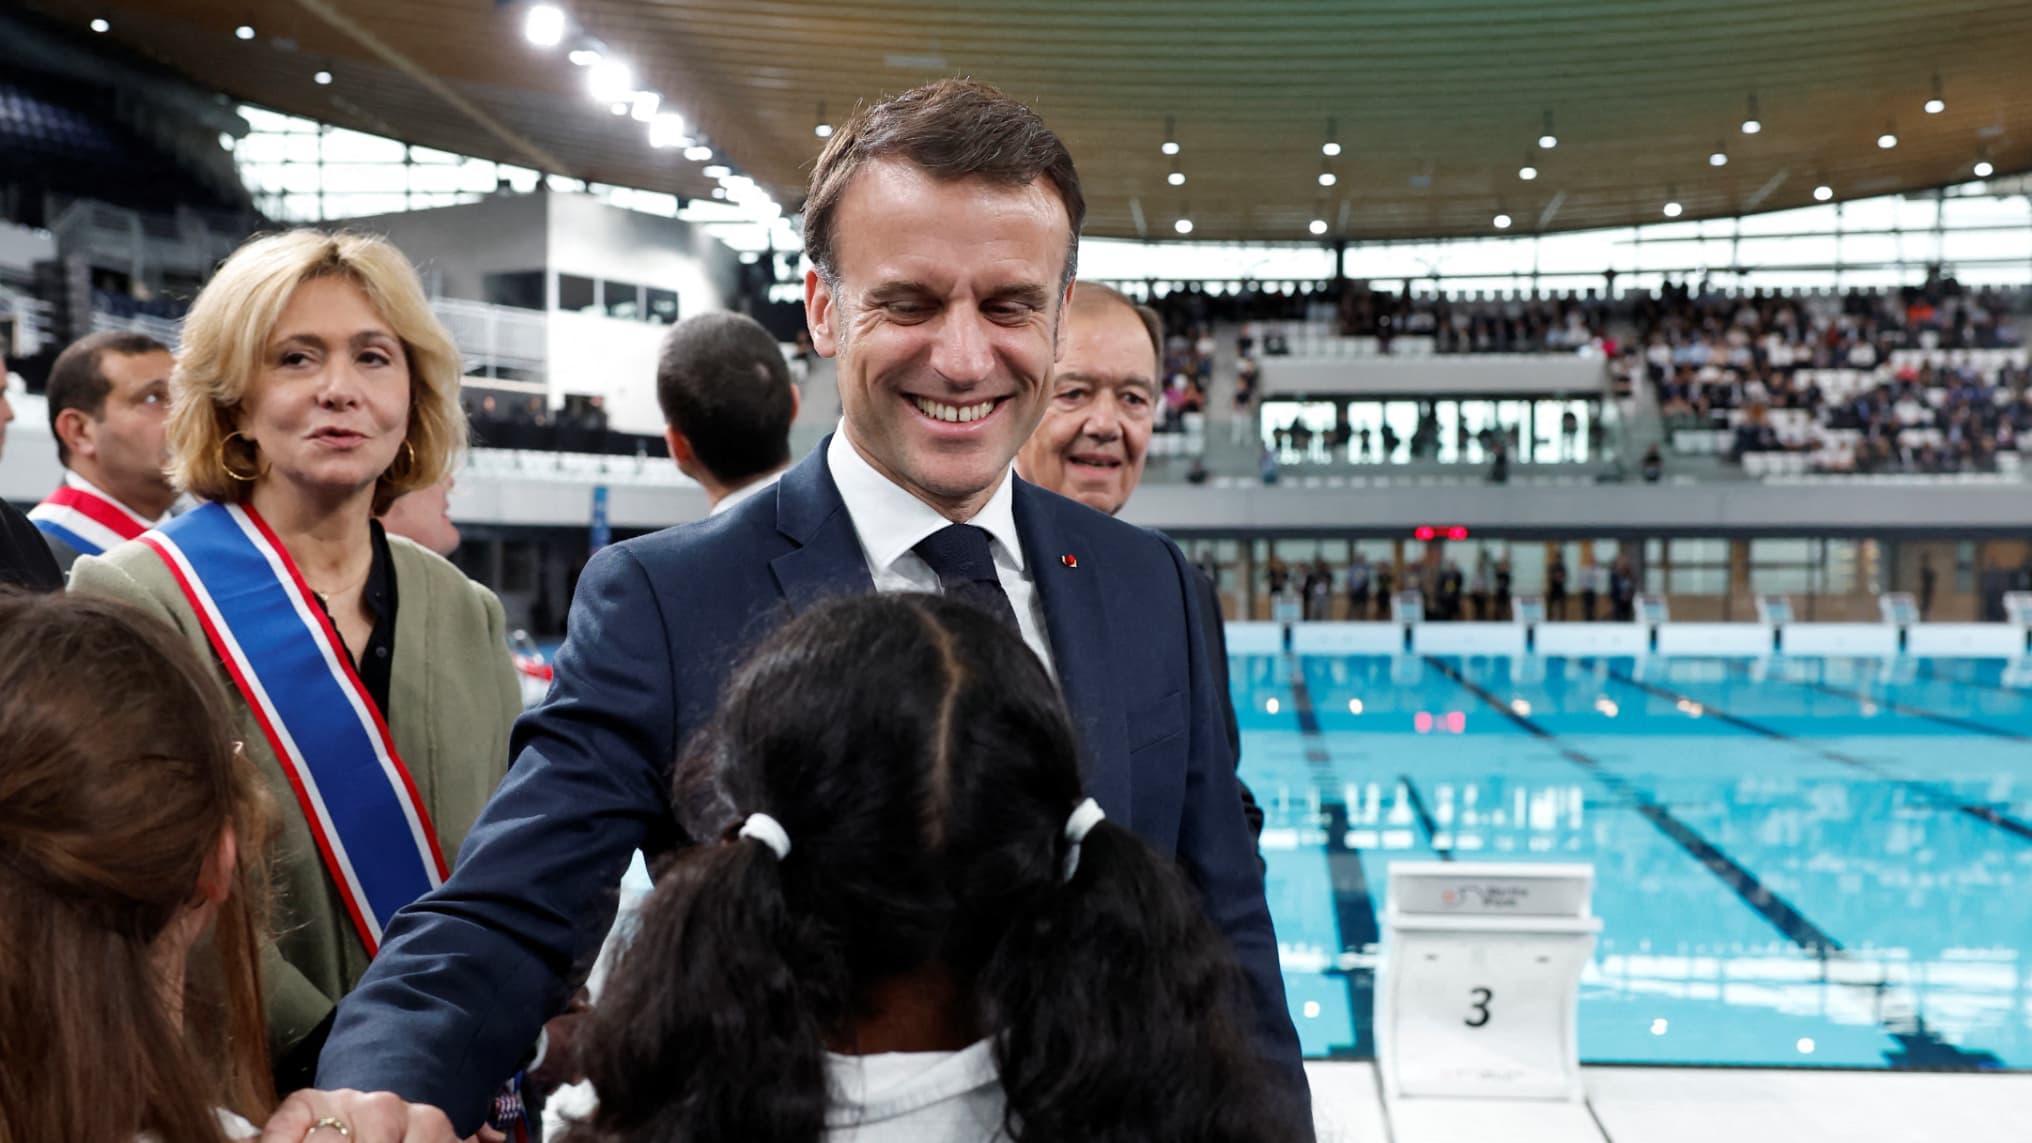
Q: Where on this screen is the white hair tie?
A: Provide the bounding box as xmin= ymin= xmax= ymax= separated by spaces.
xmin=738 ymin=812 xmax=791 ymax=861
xmin=1061 ymin=797 xmax=1105 ymax=882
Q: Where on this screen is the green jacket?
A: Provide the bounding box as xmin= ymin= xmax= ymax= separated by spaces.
xmin=71 ymin=534 xmax=520 ymax=1059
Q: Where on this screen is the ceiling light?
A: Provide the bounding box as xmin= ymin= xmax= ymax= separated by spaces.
xmin=1974 ymin=159 xmax=1995 ymax=178
xmin=1813 ymin=184 xmax=1834 ymax=201
xmin=609 ymin=102 xmax=628 ymax=116
xmin=1168 ymin=171 xmax=1185 ymax=186
xmin=1161 ymin=141 xmax=1179 ymax=156
xmin=630 ymin=91 xmax=660 ymax=122
xmin=648 ymin=113 xmax=687 ymax=149
xmin=1493 ymin=213 xmax=1513 ymax=229
xmin=1321 ymin=116 xmax=1340 ymax=159
xmin=1322 ymin=142 xmax=1341 ymax=157
xmin=683 ymin=144 xmax=713 ymax=162
xmin=1925 ymin=73 xmax=1945 ymax=115
xmin=814 ymin=101 xmax=832 ymax=139
xmin=1174 ymin=218 xmax=1194 ymax=235
xmin=1663 ymin=200 xmax=1683 ymax=218
xmin=1162 ymin=115 xmax=1179 ymax=156
xmin=568 ymin=48 xmax=599 ymax=66
xmin=235 ymin=24 xmax=255 ymax=40
xmin=1537 ymin=110 xmax=1557 ymax=150
xmin=587 ymin=58 xmax=634 ymax=103
xmin=1708 ymin=145 xmax=1728 ymax=167
xmin=314 ymin=70 xmax=332 ymax=85
xmin=702 ymin=164 xmax=730 ymax=179
xmin=1309 ymin=219 xmax=1328 ymax=236
xmin=1519 ymin=164 xmax=1538 ymax=180
xmin=1319 ymin=171 xmax=1337 ymax=186
xmin=1878 ymin=129 xmax=1898 ymax=149
xmin=1741 ymin=94 xmax=1761 ymax=134
xmin=523 ymin=4 xmax=566 ymax=48
xmin=711 ymin=187 xmax=726 ymax=199
xmin=89 ymin=18 xmax=109 ymax=33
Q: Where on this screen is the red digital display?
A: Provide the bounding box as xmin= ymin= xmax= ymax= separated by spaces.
xmin=1412 ymin=526 xmax=1472 ymax=541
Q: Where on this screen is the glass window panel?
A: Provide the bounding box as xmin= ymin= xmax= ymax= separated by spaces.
xmin=1669 ymin=538 xmax=1728 ymax=563
xmin=1944 ymin=228 xmax=2032 ymax=266
xmin=1839 ymin=233 xmax=1903 ymax=266
xmin=457 ymin=158 xmax=503 ymax=193
xmin=280 ymin=193 xmax=323 ymax=221
xmin=409 ymin=145 xmax=464 ymax=165
xmin=236 ymin=105 xmax=302 ymax=133
xmin=646 ymin=288 xmax=679 ymax=324
xmin=319 ymin=163 xmax=406 ymax=193
xmin=1751 ymin=539 xmax=1812 ymax=563
xmin=408 ymin=163 xmax=473 ymax=193
xmin=1671 ymin=567 xmax=1730 ymax=594
xmin=557 ymin=274 xmax=597 ymax=314
xmin=485 ymin=271 xmax=546 ymax=310
xmin=1941 ymin=194 xmax=2031 ymax=229
xmin=1749 ymin=566 xmax=1813 ymax=594
xmin=602 ymin=281 xmax=643 ymax=320
xmin=498 ymin=164 xmax=543 ymax=193
xmin=323 ymin=127 xmax=406 ymax=163
xmin=324 ymin=193 xmax=407 ymax=219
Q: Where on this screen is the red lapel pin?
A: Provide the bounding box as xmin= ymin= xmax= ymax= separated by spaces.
xmin=1061 ymin=554 xmax=1078 ymax=568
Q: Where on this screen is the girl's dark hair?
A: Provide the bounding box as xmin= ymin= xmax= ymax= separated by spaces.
xmin=0 ymin=590 xmax=275 ymax=1143
xmin=570 ymin=593 xmax=1294 ymax=1143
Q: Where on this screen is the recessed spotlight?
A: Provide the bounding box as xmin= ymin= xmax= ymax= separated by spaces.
xmin=1310 ymin=219 xmax=1328 ymax=236
xmin=1813 ymin=184 xmax=1834 ymax=201
xmin=89 ymin=17 xmax=109 ymax=33
xmin=1924 ymin=97 xmax=1945 ymax=115
xmin=235 ymin=24 xmax=255 ymax=40
xmin=1663 ymin=200 xmax=1683 ymax=217
xmin=1974 ymin=160 xmax=1995 ymax=178
xmin=1322 ymin=141 xmax=1341 ymax=157
xmin=1519 ymin=165 xmax=1538 ymax=180
xmin=1319 ymin=172 xmax=1337 ymax=186
xmin=1168 ymin=171 xmax=1186 ymax=186
xmin=313 ymin=70 xmax=332 ymax=85
xmin=568 ymin=48 xmax=600 ymax=67
xmin=1538 ymin=133 xmax=1557 ymax=149
xmin=702 ymin=164 xmax=730 ymax=179
xmin=1741 ymin=93 xmax=1761 ymax=134
xmin=523 ymin=4 xmax=565 ymax=48
xmin=648 ymin=113 xmax=687 ymax=149
xmin=684 ymin=145 xmax=713 ymax=162
xmin=1493 ymin=213 xmax=1513 ymax=230
xmin=1741 ymin=118 xmax=1761 ymax=135
xmin=815 ymin=123 xmax=833 ymax=138
xmin=1709 ymin=149 xmax=1728 ymax=167
xmin=1878 ymin=131 xmax=1898 ymax=149
xmin=587 ymin=58 xmax=634 ymax=103
xmin=1174 ymin=218 xmax=1194 ymax=235
xmin=1161 ymin=140 xmax=1179 ymax=156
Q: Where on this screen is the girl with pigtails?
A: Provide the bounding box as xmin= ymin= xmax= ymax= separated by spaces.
xmin=563 ymin=592 xmax=1300 ymax=1143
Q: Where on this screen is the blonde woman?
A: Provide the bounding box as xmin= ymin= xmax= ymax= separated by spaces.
xmin=70 ymin=230 xmax=520 ymax=1096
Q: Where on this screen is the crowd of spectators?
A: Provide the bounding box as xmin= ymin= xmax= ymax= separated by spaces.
xmin=1631 ymin=279 xmax=2032 ymax=475
xmin=462 ymin=389 xmax=669 ymax=457
xmin=1258 ymin=550 xmax=1639 ymax=623
xmin=1337 ymin=287 xmax=1612 ymax=354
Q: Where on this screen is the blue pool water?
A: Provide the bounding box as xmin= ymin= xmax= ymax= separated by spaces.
xmin=1235 ymin=653 xmax=2032 ymax=1070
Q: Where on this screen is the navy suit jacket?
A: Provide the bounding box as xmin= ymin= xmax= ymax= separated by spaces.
xmin=316 ymin=441 xmax=1306 ymax=1129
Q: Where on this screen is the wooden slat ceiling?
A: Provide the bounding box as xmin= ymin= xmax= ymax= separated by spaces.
xmin=26 ymin=0 xmax=2032 ymax=242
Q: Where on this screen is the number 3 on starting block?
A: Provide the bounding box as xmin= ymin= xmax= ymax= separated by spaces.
xmin=1378 ymin=862 xmax=1601 ymax=1103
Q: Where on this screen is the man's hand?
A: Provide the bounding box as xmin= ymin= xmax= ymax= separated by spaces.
xmin=261 ymin=1090 xmax=458 ymax=1143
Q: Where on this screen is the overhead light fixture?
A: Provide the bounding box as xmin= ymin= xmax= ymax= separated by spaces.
xmin=1319 ymin=171 xmax=1337 ymax=187
xmin=1161 ymin=115 xmax=1179 ymax=156
xmin=1323 ymin=142 xmax=1341 ymax=157
xmin=1168 ymin=171 xmax=1186 ymax=186
xmin=1537 ymin=110 xmax=1557 ymax=149
xmin=524 ymin=4 xmax=566 ymax=48
xmin=702 ymin=164 xmax=731 ymax=179
xmin=1708 ymin=143 xmax=1729 ymax=167
xmin=89 ymin=17 xmax=109 ymax=33
xmin=235 ymin=24 xmax=255 ymax=40
xmin=683 ymin=144 xmax=713 ymax=162
xmin=814 ymin=100 xmax=832 ymax=138
xmin=1741 ymin=94 xmax=1761 ymax=134
xmin=1519 ymin=163 xmax=1538 ymax=181
xmin=1813 ymin=183 xmax=1834 ymax=201
xmin=630 ymin=91 xmax=660 ymax=122
xmin=1663 ymin=199 xmax=1683 ymax=218
xmin=587 ymin=58 xmax=634 ymax=103
xmin=609 ymin=102 xmax=628 ymax=116
xmin=1924 ymin=73 xmax=1945 ymax=115
xmin=648 ymin=112 xmax=687 ymax=148
xmin=1877 ymin=123 xmax=1898 ymax=149
xmin=568 ymin=48 xmax=599 ymax=66
xmin=1322 ymin=115 xmax=1340 ymax=157
xmin=1493 ymin=213 xmax=1513 ymax=230
xmin=1309 ymin=219 xmax=1328 ymax=236
xmin=314 ymin=70 xmax=332 ymax=85
xmin=1974 ymin=158 xmax=1995 ymax=178
xmin=1174 ymin=218 xmax=1194 ymax=235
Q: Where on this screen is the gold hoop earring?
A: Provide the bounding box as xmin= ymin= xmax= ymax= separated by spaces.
xmin=390 ymin=438 xmax=417 ymax=480
xmin=219 ymin=432 xmax=262 ymax=483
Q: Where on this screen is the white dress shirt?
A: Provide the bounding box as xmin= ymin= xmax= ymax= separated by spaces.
xmin=707 ymin=466 xmax=785 ymax=517
xmin=64 ymin=470 xmax=168 ymax=530
xmin=826 ymin=425 xmax=1056 ymax=677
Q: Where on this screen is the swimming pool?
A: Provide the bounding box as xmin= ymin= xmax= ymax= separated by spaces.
xmin=1236 ymin=652 xmax=2032 ymax=1071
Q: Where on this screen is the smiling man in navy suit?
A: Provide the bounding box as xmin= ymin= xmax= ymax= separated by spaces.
xmin=282 ymin=78 xmax=1306 ymax=1140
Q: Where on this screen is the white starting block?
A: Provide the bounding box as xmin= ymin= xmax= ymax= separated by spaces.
xmin=1379 ymin=861 xmax=1601 ymax=1127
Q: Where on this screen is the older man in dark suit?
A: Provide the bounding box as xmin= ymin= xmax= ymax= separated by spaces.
xmin=280 ymin=79 xmax=1305 ymax=1141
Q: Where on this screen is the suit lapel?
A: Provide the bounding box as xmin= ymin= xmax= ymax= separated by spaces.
xmin=769 ymin=437 xmax=875 ymax=613
xmin=1013 ymin=479 xmax=1131 ymax=819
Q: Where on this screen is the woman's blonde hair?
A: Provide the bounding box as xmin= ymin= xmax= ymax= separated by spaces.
xmin=169 ymin=229 xmax=467 ymax=513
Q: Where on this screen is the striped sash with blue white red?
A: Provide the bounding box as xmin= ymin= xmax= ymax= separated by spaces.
xmin=29 ymin=483 xmax=151 ymax=557
xmin=141 ymin=501 xmax=447 ymax=954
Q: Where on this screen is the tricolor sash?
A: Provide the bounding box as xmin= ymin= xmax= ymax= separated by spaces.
xmin=28 ymin=483 xmax=150 ymax=557
xmin=141 ymin=501 xmax=447 ymax=954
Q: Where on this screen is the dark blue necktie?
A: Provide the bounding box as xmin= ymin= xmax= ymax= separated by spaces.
xmin=912 ymin=524 xmax=1020 ymax=632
